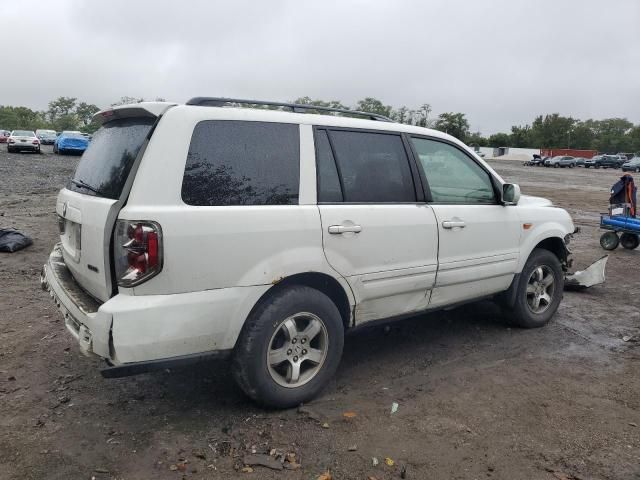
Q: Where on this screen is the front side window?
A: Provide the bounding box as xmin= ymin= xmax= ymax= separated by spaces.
xmin=182 ymin=121 xmax=300 ymax=206
xmin=323 ymin=130 xmax=416 ymax=203
xmin=411 ymin=137 xmax=496 ymax=204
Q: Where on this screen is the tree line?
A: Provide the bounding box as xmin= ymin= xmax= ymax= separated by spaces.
xmin=1 ymin=95 xmax=638 ymax=153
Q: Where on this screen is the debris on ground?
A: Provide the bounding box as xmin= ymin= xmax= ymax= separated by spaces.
xmin=321 ymin=422 xmax=329 ymax=429
xmin=348 ymin=444 xmax=358 ymax=451
xmin=298 ymin=405 xmax=328 ymax=424
xmin=384 ymin=457 xmax=395 ymax=466
xmin=316 ymin=471 xmax=332 ymax=480
xmin=241 ymin=466 xmax=253 ymax=473
xmin=0 ymin=228 xmax=33 ymax=253
xmin=372 ymin=457 xmax=379 ymax=466
xmin=243 ymin=453 xmax=283 ymax=471
xmin=622 ymin=335 xmax=637 ymax=342
xmin=391 ymin=402 xmax=399 ymax=414
xmin=401 ymin=464 xmax=407 ymax=478
xmin=343 ymin=411 xmax=357 ymax=419
xmin=629 ymin=422 xmax=637 ymax=427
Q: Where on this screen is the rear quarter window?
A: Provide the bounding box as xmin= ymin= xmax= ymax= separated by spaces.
xmin=181 ymin=121 xmax=300 ymax=206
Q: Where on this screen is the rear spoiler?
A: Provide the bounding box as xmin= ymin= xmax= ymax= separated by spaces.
xmin=92 ymin=102 xmax=177 ymax=127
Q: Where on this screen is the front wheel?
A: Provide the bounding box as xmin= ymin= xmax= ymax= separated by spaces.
xmin=505 ymin=249 xmax=564 ymax=328
xmin=232 ymin=285 xmax=344 ymax=408
xmin=600 ymin=232 xmax=619 ymax=250
xmin=554 ymin=163 xmax=560 ymax=168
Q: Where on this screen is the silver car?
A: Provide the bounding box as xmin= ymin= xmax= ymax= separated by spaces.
xmin=544 ymin=155 xmax=576 ymax=168
xmin=7 ymin=130 xmax=41 ymax=153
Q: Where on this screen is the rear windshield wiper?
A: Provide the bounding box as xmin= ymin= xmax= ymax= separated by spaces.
xmin=70 ymin=179 xmax=106 ymax=196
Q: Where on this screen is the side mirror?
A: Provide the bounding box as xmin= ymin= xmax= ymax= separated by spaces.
xmin=502 ymin=183 xmax=521 ymax=205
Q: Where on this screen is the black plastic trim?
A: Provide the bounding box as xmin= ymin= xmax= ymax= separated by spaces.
xmin=100 ymin=349 xmax=232 ymax=378
xmin=186 ymin=97 xmax=394 ymax=122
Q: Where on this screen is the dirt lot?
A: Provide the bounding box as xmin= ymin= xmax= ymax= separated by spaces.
xmin=1 ymin=148 xmax=639 ymax=480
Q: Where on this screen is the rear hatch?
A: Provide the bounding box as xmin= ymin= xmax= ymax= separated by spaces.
xmin=57 ymin=104 xmax=174 ymax=302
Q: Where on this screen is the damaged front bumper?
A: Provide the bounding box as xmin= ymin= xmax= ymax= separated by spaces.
xmin=565 ymin=255 xmax=609 ymax=290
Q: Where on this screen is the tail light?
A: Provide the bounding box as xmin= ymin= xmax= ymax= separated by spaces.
xmin=32 ymin=139 xmax=40 ymax=145
xmin=114 ymin=220 xmax=163 ymax=287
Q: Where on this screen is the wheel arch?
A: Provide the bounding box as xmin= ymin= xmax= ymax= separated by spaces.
xmin=248 ymin=272 xmax=354 ymax=331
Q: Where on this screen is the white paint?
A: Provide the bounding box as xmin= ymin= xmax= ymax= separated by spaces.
xmin=47 ymin=102 xmax=575 ymax=367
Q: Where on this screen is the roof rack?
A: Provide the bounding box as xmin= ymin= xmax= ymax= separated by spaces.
xmin=185 ymin=97 xmax=394 ymax=122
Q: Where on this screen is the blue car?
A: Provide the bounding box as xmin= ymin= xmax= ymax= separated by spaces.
xmin=53 ymin=131 xmax=89 ymax=155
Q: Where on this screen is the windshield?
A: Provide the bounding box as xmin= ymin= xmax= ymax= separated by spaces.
xmin=68 ymin=117 xmax=155 ymax=199
xmin=13 ymin=130 xmax=34 ymax=137
xmin=37 ymin=130 xmax=56 ymax=135
xmin=63 ymin=133 xmax=86 ymax=139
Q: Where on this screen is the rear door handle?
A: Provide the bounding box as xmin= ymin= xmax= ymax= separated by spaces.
xmin=328 ymin=224 xmax=362 ymax=234
xmin=442 ymin=220 xmax=466 ymax=229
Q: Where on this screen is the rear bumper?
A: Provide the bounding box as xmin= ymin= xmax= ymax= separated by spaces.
xmin=9 ymin=143 xmax=39 ymax=150
xmin=43 ymin=243 xmax=268 ymax=374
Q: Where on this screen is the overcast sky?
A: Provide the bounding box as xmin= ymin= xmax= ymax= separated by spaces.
xmin=1 ymin=0 xmax=638 ymax=134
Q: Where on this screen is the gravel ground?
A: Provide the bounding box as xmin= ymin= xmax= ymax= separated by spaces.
xmin=1 ymin=147 xmax=639 ymax=480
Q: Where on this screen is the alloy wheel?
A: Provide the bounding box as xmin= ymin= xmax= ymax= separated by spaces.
xmin=267 ymin=312 xmax=328 ymax=388
xmin=526 ymin=266 xmax=555 ymax=314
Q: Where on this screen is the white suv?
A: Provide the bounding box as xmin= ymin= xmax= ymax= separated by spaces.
xmin=42 ymin=98 xmax=575 ymax=408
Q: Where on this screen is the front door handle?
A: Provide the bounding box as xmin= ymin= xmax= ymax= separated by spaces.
xmin=328 ymin=224 xmax=362 ymax=234
xmin=442 ymin=220 xmax=466 ymax=229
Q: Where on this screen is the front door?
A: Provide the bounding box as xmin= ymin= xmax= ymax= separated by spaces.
xmin=314 ymin=128 xmax=439 ymax=323
xmin=409 ymin=136 xmax=522 ymax=307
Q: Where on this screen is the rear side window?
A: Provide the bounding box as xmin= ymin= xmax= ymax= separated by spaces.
xmin=69 ymin=117 xmax=155 ymax=199
xmin=320 ymin=130 xmax=416 ymax=203
xmin=182 ymin=121 xmax=300 ymax=206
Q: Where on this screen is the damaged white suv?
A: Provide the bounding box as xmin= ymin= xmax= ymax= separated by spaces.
xmin=42 ymin=98 xmax=575 ymax=408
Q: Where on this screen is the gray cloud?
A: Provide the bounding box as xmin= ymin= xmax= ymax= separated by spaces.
xmin=1 ymin=0 xmax=638 ymax=134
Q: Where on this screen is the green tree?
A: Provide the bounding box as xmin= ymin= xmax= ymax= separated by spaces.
xmin=434 ymin=112 xmax=470 ymax=141
xmin=510 ymin=125 xmax=532 ymax=147
xmin=466 ymin=131 xmax=488 ymax=147
xmin=48 ymin=97 xmax=77 ymax=120
xmin=75 ymin=102 xmax=100 ymax=127
xmin=488 ymin=132 xmax=511 ymax=146
xmin=591 ymin=118 xmax=633 ymax=153
xmin=529 ymin=114 xmax=576 ymax=148
xmin=355 ymin=97 xmax=393 ymax=118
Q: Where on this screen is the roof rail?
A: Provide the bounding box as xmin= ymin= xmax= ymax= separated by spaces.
xmin=185 ymin=97 xmax=394 ymax=122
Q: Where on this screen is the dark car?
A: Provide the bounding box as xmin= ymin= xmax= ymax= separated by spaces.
xmin=621 ymin=157 xmax=640 ymax=173
xmin=36 ymin=129 xmax=58 ymax=145
xmin=599 ymin=155 xmax=625 ymax=169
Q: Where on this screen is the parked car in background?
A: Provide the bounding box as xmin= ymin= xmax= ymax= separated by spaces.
xmin=36 ymin=129 xmax=58 ymax=145
xmin=544 ymin=155 xmax=576 ymax=168
xmin=621 ymin=157 xmax=640 ymax=172
xmin=524 ymin=155 xmax=545 ymax=166
xmin=573 ymin=157 xmax=586 ymax=167
xmin=617 ymin=153 xmax=634 ymax=161
xmin=7 ymin=130 xmax=40 ymax=153
xmin=53 ymin=131 xmax=89 ymax=155
xmin=600 ymin=155 xmax=625 ymax=169
xmin=0 ymin=130 xmax=10 ymax=143
xmin=42 ymin=98 xmax=576 ymax=408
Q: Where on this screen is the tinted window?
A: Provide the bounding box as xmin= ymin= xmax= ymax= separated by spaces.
xmin=315 ymin=130 xmax=343 ymax=202
xmin=182 ymin=121 xmax=299 ymax=206
xmin=69 ymin=117 xmax=154 ymax=199
xmin=328 ymin=130 xmax=415 ymax=202
xmin=411 ymin=137 xmax=496 ymax=204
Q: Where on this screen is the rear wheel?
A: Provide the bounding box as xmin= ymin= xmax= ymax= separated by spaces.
xmin=554 ymin=163 xmax=560 ymax=168
xmin=600 ymin=232 xmax=619 ymax=250
xmin=569 ymin=163 xmax=575 ymax=168
xmin=506 ymin=249 xmax=563 ymax=328
xmin=620 ymin=233 xmax=639 ymax=250
xmin=232 ymin=285 xmax=344 ymax=408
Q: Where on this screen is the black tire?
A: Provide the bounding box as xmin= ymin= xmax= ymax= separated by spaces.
xmin=505 ymin=249 xmax=564 ymax=328
xmin=232 ymin=285 xmax=344 ymax=408
xmin=554 ymin=163 xmax=560 ymax=168
xmin=595 ymin=165 xmax=600 ymax=169
xmin=7 ymin=146 xmax=12 ymax=153
xmin=569 ymin=163 xmax=575 ymax=168
xmin=620 ymin=233 xmax=639 ymax=250
xmin=600 ymin=232 xmax=619 ymax=250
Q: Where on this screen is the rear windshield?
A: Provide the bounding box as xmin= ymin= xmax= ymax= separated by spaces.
xmin=13 ymin=130 xmax=34 ymax=136
xmin=68 ymin=117 xmax=155 ymax=199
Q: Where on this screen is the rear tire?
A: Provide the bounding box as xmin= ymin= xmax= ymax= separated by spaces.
xmin=506 ymin=249 xmax=564 ymax=328
xmin=620 ymin=233 xmax=639 ymax=250
xmin=232 ymin=285 xmax=344 ymax=408
xmin=554 ymin=163 xmax=559 ymax=168
xmin=600 ymin=232 xmax=619 ymax=250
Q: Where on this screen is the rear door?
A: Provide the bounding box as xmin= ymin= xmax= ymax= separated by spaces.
xmin=57 ymin=110 xmax=165 ymax=302
xmin=409 ymin=136 xmax=521 ymax=307
xmin=315 ymin=128 xmax=439 ymax=323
